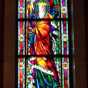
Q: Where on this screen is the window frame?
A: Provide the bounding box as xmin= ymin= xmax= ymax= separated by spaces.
xmin=3 ymin=0 xmax=87 ymax=88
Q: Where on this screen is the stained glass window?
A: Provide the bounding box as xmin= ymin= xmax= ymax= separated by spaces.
xmin=17 ymin=0 xmax=73 ymax=88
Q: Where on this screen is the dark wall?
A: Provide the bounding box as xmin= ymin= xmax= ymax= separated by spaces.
xmin=0 ymin=0 xmax=4 ymax=87
xmin=3 ymin=0 xmax=16 ymax=87
xmin=2 ymin=0 xmax=87 ymax=88
xmin=73 ymin=0 xmax=87 ymax=88
xmin=85 ymin=1 xmax=88 ymax=87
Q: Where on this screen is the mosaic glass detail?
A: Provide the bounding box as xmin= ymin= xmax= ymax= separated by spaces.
xmin=18 ymin=58 xmax=25 ymax=88
xmin=61 ymin=0 xmax=68 ymax=18
xmin=26 ymin=21 xmax=50 ymax=55
xmin=26 ymin=0 xmax=60 ymax=19
xmin=17 ymin=0 xmax=72 ymax=88
xmin=61 ymin=21 xmax=69 ymax=55
xmin=18 ymin=21 xmax=25 ymax=55
xmin=62 ymin=57 xmax=69 ymax=88
xmin=50 ymin=20 xmax=61 ymax=55
xmin=26 ymin=20 xmax=69 ymax=55
xmin=26 ymin=57 xmax=61 ymax=88
xmin=18 ymin=0 xmax=25 ymax=19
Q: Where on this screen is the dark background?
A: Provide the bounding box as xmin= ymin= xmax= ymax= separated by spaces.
xmin=0 ymin=0 xmax=88 ymax=88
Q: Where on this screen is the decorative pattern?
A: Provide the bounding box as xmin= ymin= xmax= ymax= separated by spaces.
xmin=18 ymin=21 xmax=25 ymax=55
xmin=26 ymin=57 xmax=61 ymax=88
xmin=61 ymin=0 xmax=68 ymax=18
xmin=18 ymin=58 xmax=25 ymax=88
xmin=18 ymin=0 xmax=25 ymax=18
xmin=17 ymin=0 xmax=72 ymax=88
xmin=26 ymin=0 xmax=60 ymax=19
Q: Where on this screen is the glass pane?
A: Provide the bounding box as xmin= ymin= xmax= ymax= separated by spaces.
xmin=17 ymin=0 xmax=72 ymax=88
xmin=18 ymin=21 xmax=25 ymax=55
xmin=26 ymin=0 xmax=60 ymax=19
xmin=61 ymin=21 xmax=69 ymax=55
xmin=61 ymin=0 xmax=68 ymax=18
xmin=62 ymin=57 xmax=69 ymax=88
xmin=26 ymin=21 xmax=50 ymax=55
xmin=50 ymin=20 xmax=61 ymax=55
xmin=26 ymin=20 xmax=69 ymax=55
xmin=18 ymin=58 xmax=25 ymax=88
xmin=26 ymin=56 xmax=61 ymax=88
xmin=18 ymin=0 xmax=25 ymax=19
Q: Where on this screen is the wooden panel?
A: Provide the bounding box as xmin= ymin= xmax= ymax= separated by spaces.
xmin=73 ymin=0 xmax=87 ymax=88
xmin=3 ymin=0 xmax=16 ymax=87
xmin=0 ymin=0 xmax=4 ymax=87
